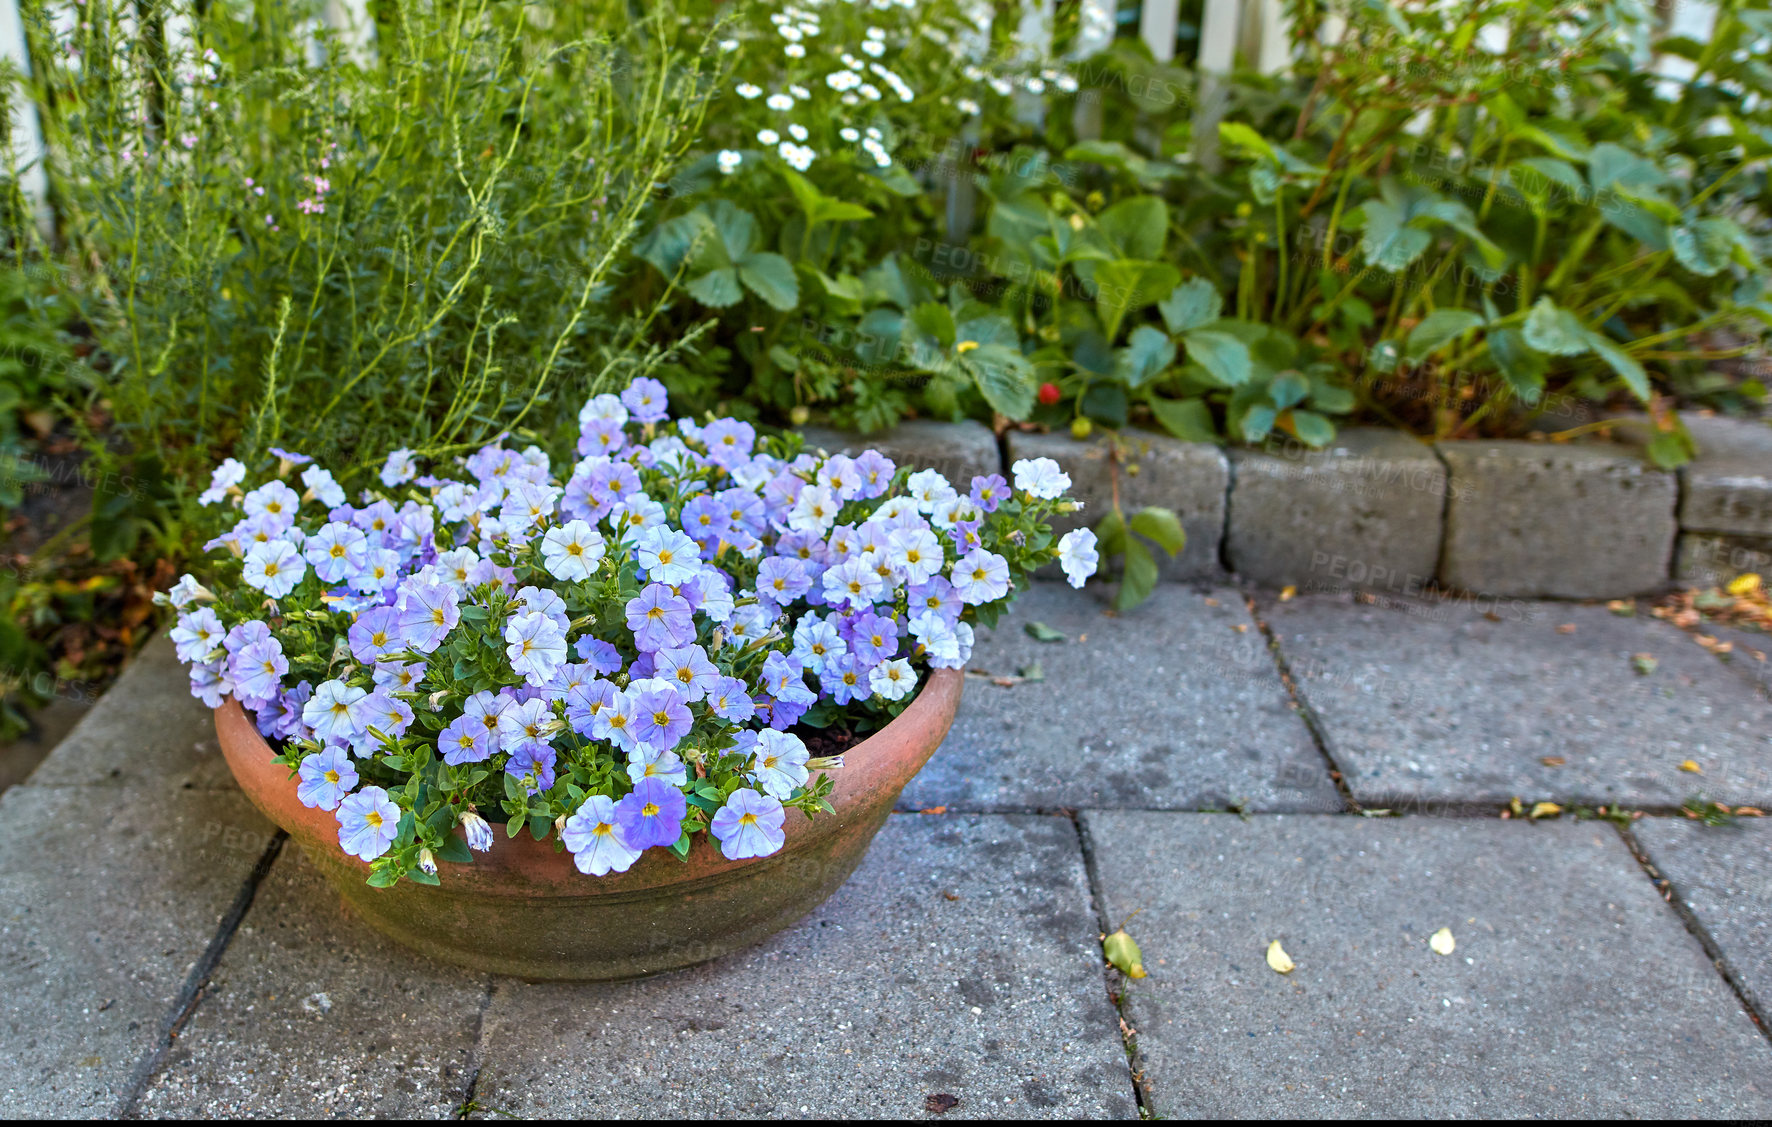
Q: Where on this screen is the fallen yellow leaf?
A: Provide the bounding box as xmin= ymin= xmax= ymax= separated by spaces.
xmin=1679 ymin=760 xmax=1703 ymax=774
xmin=1529 ymin=801 xmax=1562 ymax=820
xmin=1279 ymin=585 xmax=1297 ymax=602
xmin=1104 ymin=928 xmax=1146 ymax=979
xmin=1266 ymin=939 xmax=1295 ymax=975
xmin=1727 ymin=573 xmax=1762 ymax=597
xmin=1429 ymin=927 xmax=1456 ymax=956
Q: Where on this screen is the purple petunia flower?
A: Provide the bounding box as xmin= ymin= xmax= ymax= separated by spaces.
xmin=710 ymin=788 xmax=786 ymax=860
xmin=969 ymin=473 xmax=1008 ymax=512
xmin=653 ymin=644 xmax=720 ymax=702
xmin=707 ymin=675 xmax=756 ymax=723
xmin=847 ymin=611 xmax=900 ymax=665
xmin=336 ymin=785 xmax=401 ymax=861
xmin=632 ymin=683 xmax=693 ymax=753
xmin=625 ymin=583 xmax=695 ymax=651
xmin=438 ymin=715 xmax=489 ymax=765
xmin=505 ymin=744 xmax=557 ymax=796
xmin=395 ymin=581 xmax=461 ymax=652
xmin=614 ymin=775 xmax=687 ymax=850
xmin=505 ymin=611 xmax=568 ymax=687
xmin=297 ymin=746 xmax=358 ymax=811
xmin=749 ymin=730 xmax=810 ymax=799
xmin=620 ymin=376 xmax=670 ymax=424
xmin=348 ymin=605 xmax=403 ymax=664
xmin=575 ymin=636 xmax=624 ymax=674
xmin=230 ymin=636 xmax=287 ymax=705
xmin=304 ymin=521 xmax=369 ymax=584
xmin=561 ymin=795 xmax=642 ymax=876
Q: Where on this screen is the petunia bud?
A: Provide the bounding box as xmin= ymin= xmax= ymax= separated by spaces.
xmin=461 ymin=811 xmax=495 ymax=852
xmin=418 ymin=847 xmax=438 ymax=876
xmin=807 ymin=755 xmax=845 ymax=770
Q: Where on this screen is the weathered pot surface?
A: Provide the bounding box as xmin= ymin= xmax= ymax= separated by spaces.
xmin=215 ymin=667 xmax=963 ymax=981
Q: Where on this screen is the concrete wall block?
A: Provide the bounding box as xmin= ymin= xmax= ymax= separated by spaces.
xmin=1437 ymin=440 xmax=1677 ymax=598
xmin=1226 ymin=428 xmax=1444 ymax=594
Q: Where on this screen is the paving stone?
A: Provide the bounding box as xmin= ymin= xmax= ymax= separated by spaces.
xmin=899 ymin=584 xmax=1336 ymax=814
xmin=1677 ymin=415 xmax=1772 ymax=537
xmin=1226 ymin=428 xmax=1445 ymax=592
xmin=0 ymin=784 xmax=275 ymax=1117
xmin=139 ymin=848 xmax=488 ymax=1118
xmin=1006 ymin=429 xmax=1227 ymax=579
xmin=1436 ymin=439 xmax=1677 ymax=598
xmin=1675 ymin=530 xmax=1772 ymax=587
xmin=27 ymin=634 xmax=231 ymax=791
xmin=1633 ymin=817 xmax=1772 ymax=1020
xmin=470 ymin=813 xmax=1134 ymax=1119
xmin=799 ymin=419 xmax=1000 ymax=489
xmin=1083 ymin=812 xmax=1772 ymax=1118
xmin=1264 ymin=592 xmax=1772 ymax=809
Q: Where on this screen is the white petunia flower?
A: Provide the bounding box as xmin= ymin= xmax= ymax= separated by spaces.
xmin=758 ymin=128 xmax=781 ymax=145
xmin=717 ymin=149 xmax=743 ymax=174
xmin=736 ymin=82 xmax=763 ymax=99
xmin=766 ymin=92 xmax=795 ymax=111
xmin=785 ymin=43 xmax=806 ymax=58
xmin=861 ymin=39 xmax=885 ymax=57
xmin=839 ymin=127 xmax=860 ymax=142
xmin=788 ymin=123 xmax=808 ymax=141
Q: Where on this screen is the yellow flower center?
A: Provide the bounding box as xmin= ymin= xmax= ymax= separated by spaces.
xmin=642 ymin=802 xmax=660 ymax=817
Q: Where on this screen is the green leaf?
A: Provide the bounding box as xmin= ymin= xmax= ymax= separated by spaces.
xmin=1586 ymin=333 xmax=1649 ymax=402
xmin=1158 ymin=277 xmax=1222 ymax=333
xmin=685 ymin=266 xmax=743 ymax=308
xmin=705 ymin=199 xmax=760 ymax=262
xmin=1522 ymin=298 xmax=1589 ymax=355
xmin=1239 ymin=403 xmax=1277 ymax=442
xmin=1115 ymin=326 xmax=1177 ymax=389
xmin=1217 ymin=121 xmax=1278 ymax=162
xmin=737 ymin=253 xmax=800 ymax=310
xmin=1147 ymin=395 xmax=1217 ymax=441
xmin=1671 ymin=217 xmax=1743 ymax=277
xmin=1269 ymin=371 xmax=1310 ymax=409
xmin=1405 ymin=309 xmax=1486 ymax=362
xmin=1096 ymin=196 xmax=1169 ymax=261
xmin=1489 ymin=328 xmax=1547 ymax=401
xmin=637 ymin=211 xmax=708 ymax=274
xmin=1094 ymin=259 xmax=1180 ymax=341
xmin=1023 ymin=621 xmax=1068 ymax=643
xmin=1129 ymin=507 xmax=1186 ymax=556
xmin=1183 ymin=329 xmax=1252 ymax=387
xmin=780 ymin=166 xmax=874 ymax=225
xmin=1115 ymin=538 xmax=1159 ymax=611
xmin=435 ymin=835 xmax=472 ymax=865
xmin=1282 ymin=408 xmax=1336 ymax=446
xmin=1309 ymin=378 xmax=1356 ymax=414
xmin=1094 ymin=507 xmax=1126 ymax=557
xmin=966 ymin=344 xmax=1036 ymax=418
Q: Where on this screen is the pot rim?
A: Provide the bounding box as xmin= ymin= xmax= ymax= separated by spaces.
xmin=216 ymin=665 xmax=964 ymax=898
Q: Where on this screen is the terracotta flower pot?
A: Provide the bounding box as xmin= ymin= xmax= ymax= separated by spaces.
xmin=214 ymin=668 xmax=964 ymax=981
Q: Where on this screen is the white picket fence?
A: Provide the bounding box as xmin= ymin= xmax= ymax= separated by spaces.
xmin=0 ymin=0 xmax=1721 ymax=229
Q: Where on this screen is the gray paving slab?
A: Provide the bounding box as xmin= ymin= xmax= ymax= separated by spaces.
xmin=898 ymin=584 xmax=1337 ymax=814
xmin=1007 ymin=429 xmax=1228 ymax=579
xmin=1265 ymin=591 xmax=1772 ymax=809
xmin=470 ymin=813 xmax=1134 ymax=1119
xmin=1634 ymin=816 xmax=1772 ymax=1020
xmin=1227 ymin=428 xmax=1445 ymax=593
xmin=0 ymin=783 xmax=275 ymax=1117
xmin=27 ymin=634 xmax=232 ymax=790
xmin=1437 ymin=439 xmax=1677 ymax=598
xmin=138 ymin=848 xmax=489 ymax=1118
xmin=1083 ymin=812 xmax=1772 ymax=1118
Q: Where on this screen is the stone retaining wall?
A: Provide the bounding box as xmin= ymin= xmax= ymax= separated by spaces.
xmin=797 ymin=416 xmax=1772 ymax=599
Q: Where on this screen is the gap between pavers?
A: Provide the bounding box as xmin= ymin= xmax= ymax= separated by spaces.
xmin=1081 ymin=811 xmax=1772 ymax=1119
xmin=136 ymin=846 xmax=489 ymax=1119
xmin=1632 ymin=817 xmax=1772 ymax=1025
xmin=1262 ymin=590 xmax=1772 ymax=810
xmin=897 ymin=583 xmax=1338 ymax=815
xmin=0 ymin=783 xmax=277 ymax=1118
xmin=467 ymin=813 xmax=1134 ymax=1120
